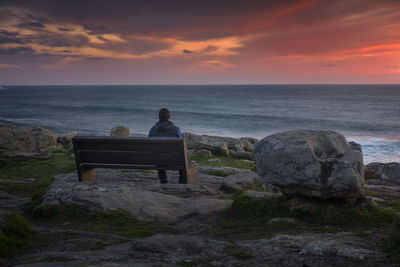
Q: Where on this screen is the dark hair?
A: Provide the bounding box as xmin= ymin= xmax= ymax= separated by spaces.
xmin=158 ymin=108 xmax=170 ymax=121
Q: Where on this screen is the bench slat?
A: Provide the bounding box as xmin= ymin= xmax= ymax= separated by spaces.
xmin=81 ymin=163 xmax=184 ymax=170
xmin=76 ymin=138 xmax=182 ymax=153
xmin=78 ymin=150 xmax=183 ymax=166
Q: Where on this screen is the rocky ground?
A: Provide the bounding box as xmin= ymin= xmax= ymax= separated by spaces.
xmin=0 ymin=164 xmax=398 ymax=266
xmin=0 ymin=125 xmax=399 ymax=266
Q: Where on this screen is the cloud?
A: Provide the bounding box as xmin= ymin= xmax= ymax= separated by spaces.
xmin=382 ymin=65 xmax=399 ymax=69
xmin=0 ymin=6 xmax=259 ymax=66
xmin=321 ymin=64 xmax=336 ymax=67
xmin=0 ymin=47 xmax=35 ymax=55
xmin=0 ymin=62 xmax=23 ymax=69
xmin=197 ymin=60 xmax=235 ymax=69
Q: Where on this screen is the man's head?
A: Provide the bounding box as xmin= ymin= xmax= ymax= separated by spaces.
xmin=158 ymin=108 xmax=170 ymax=121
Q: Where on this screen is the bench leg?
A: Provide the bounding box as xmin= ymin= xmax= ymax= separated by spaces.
xmin=81 ymin=168 xmax=96 ymax=182
xmin=186 ymin=165 xmax=197 ymax=184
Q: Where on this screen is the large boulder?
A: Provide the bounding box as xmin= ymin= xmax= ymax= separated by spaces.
xmin=365 ymin=162 xmax=400 ymax=185
xmin=0 ymin=124 xmax=58 ymax=158
xmin=253 ymin=130 xmax=364 ymax=198
xmin=110 ymin=125 xmax=130 ymax=137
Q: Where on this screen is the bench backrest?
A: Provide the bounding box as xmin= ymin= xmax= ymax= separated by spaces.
xmin=72 ymin=136 xmax=188 ymax=170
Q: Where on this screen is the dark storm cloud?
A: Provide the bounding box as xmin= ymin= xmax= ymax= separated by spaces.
xmin=18 ymin=21 xmax=45 ymax=28
xmin=0 ymin=0 xmax=319 ymax=37
xmin=57 ymin=27 xmax=73 ymax=32
xmin=0 ymin=47 xmax=35 ymax=55
xmin=203 ymin=45 xmax=218 ymax=53
xmin=0 ymin=36 xmax=25 ymax=44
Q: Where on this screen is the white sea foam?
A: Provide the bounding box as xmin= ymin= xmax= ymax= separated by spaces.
xmin=348 ymin=136 xmax=400 ymax=164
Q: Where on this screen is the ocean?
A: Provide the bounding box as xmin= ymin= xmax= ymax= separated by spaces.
xmin=0 ymin=84 xmax=399 ymax=164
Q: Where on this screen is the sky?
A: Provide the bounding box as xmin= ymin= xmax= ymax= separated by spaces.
xmin=0 ymin=0 xmax=399 ymax=85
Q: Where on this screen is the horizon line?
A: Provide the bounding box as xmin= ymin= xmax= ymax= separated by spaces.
xmin=3 ymin=83 xmax=400 ymax=86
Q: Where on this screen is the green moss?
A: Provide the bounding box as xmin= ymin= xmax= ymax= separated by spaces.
xmin=242 ymin=181 xmax=267 ymax=192
xmin=381 ymin=200 xmax=400 ymax=210
xmin=218 ymin=194 xmax=400 ymax=238
xmin=0 ymin=213 xmax=36 ymax=258
xmin=364 ymin=190 xmax=383 ymax=197
xmin=211 ymin=170 xmax=236 ymax=177
xmin=31 ymin=204 xmax=158 ymax=239
xmin=0 ymin=155 xmax=75 ymax=199
xmin=364 ymin=173 xmax=382 ymax=181
xmin=383 ymin=220 xmax=400 ymax=263
xmin=135 ymin=169 xmax=156 ymax=173
xmin=227 ymin=194 xmax=292 ymax=220
xmin=190 ymin=155 xmax=255 ymax=171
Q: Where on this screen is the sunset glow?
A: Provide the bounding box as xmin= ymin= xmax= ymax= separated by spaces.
xmin=0 ymin=0 xmax=399 ymax=84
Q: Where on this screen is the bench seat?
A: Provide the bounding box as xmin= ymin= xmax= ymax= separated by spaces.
xmin=72 ymin=136 xmax=197 ymax=184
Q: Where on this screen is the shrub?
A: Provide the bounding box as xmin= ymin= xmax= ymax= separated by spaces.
xmin=0 ymin=213 xmax=36 ymax=258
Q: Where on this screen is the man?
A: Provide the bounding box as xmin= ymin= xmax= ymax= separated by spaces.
xmin=148 ymin=108 xmax=183 ymax=184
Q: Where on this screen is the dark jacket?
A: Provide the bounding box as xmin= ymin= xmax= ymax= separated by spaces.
xmin=148 ymin=120 xmax=182 ymax=138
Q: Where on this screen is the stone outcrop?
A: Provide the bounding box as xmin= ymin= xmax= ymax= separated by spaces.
xmin=365 ymin=162 xmax=400 ymax=185
xmin=253 ymin=130 xmax=364 ymax=198
xmin=183 ymin=132 xmax=257 ymax=159
xmin=110 ymin=126 xmax=130 ymax=136
xmin=56 ymin=131 xmax=78 ymax=145
xmin=0 ymin=124 xmax=58 ymax=161
xmin=41 ymin=166 xmax=262 ymax=223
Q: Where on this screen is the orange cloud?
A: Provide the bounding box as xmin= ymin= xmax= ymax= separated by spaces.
xmin=0 ymin=63 xmax=23 ymax=69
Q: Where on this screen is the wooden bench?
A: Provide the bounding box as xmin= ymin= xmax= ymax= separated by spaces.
xmin=72 ymin=136 xmax=197 ymax=184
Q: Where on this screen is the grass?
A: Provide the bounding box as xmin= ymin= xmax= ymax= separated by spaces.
xmin=190 ymin=155 xmax=255 ymax=171
xmin=364 ymin=189 xmax=383 ymax=197
xmin=381 ymin=200 xmax=400 ymax=210
xmin=242 ymin=181 xmax=267 ymax=192
xmin=0 ymin=155 xmax=75 ymax=204
xmin=383 ymin=220 xmax=400 ymax=263
xmin=30 ymin=204 xmax=159 ymax=239
xmin=211 ymin=170 xmax=237 ymax=177
xmin=0 ymin=213 xmax=36 ymax=259
xmin=215 ymin=193 xmax=400 ymax=238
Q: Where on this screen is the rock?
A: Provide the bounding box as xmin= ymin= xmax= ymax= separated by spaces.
xmin=268 ymin=217 xmax=296 ymax=224
xmin=219 ymin=183 xmax=243 ymax=195
xmin=183 ymin=132 xmax=259 ymax=154
xmin=253 ymin=130 xmax=364 ymax=199
xmin=0 ymin=191 xmax=31 ymax=211
xmin=56 ymin=131 xmax=78 ymax=145
xmin=192 ymin=149 xmax=213 ymax=158
xmin=2 ymin=152 xmax=51 ymax=161
xmin=0 ymin=178 xmax=36 ymax=184
xmin=365 ymin=162 xmax=400 ymax=185
xmin=0 ymin=125 xmax=58 ymax=158
xmin=381 ymin=162 xmax=400 ymax=185
xmin=149 ymin=184 xmax=219 ymax=198
xmin=238 ymin=232 xmax=374 ymax=263
xmin=207 ymin=158 xmax=221 ymax=163
xmin=110 ymin=126 xmax=130 ymax=137
xmin=244 ymin=190 xmax=283 ymax=199
xmin=194 ymin=141 xmax=229 ymax=156
xmin=261 ymin=183 xmax=281 ymax=193
xmin=41 ymin=172 xmax=233 ymax=223
xmin=365 ymin=162 xmax=384 ymax=180
xmin=131 ymin=234 xmax=229 ymax=254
